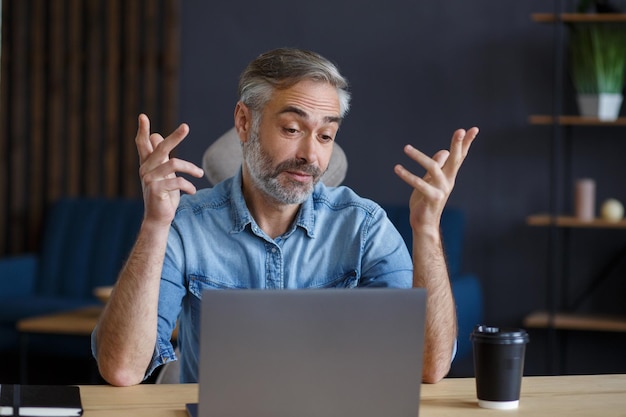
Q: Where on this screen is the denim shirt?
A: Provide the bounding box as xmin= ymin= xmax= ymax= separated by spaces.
xmin=94 ymin=170 xmax=413 ymax=382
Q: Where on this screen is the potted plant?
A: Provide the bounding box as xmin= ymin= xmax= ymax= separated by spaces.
xmin=568 ymin=10 xmax=626 ymax=120
xmin=576 ymin=0 xmax=622 ymax=13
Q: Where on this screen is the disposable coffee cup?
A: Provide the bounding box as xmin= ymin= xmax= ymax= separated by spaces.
xmin=470 ymin=325 xmax=529 ymax=410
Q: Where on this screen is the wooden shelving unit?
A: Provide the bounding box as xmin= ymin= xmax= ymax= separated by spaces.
xmin=527 ymin=215 xmax=626 ymax=228
xmin=526 ymin=9 xmax=626 ymax=369
xmin=529 ymin=115 xmax=626 ymax=126
xmin=524 ymin=311 xmax=626 ymax=333
xmin=532 ymin=13 xmax=626 ymax=23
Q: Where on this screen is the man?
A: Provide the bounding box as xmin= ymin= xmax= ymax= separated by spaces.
xmin=92 ymin=48 xmax=478 ymax=386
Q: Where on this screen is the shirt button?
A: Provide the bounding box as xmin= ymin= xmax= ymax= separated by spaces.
xmin=271 ymin=248 xmax=277 ymax=253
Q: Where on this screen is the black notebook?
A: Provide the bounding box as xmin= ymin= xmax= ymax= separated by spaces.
xmin=0 ymin=385 xmax=83 ymax=417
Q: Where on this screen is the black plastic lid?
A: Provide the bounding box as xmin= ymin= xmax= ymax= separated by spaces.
xmin=470 ymin=325 xmax=530 ymax=344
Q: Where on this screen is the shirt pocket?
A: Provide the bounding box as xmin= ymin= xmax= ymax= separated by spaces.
xmin=188 ymin=274 xmax=247 ymax=299
xmin=187 ymin=274 xmax=247 ymax=321
xmin=314 ymin=270 xmax=359 ymax=288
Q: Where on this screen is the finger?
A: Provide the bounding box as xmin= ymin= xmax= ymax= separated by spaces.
xmin=398 ymin=145 xmax=451 ymax=199
xmin=401 ymin=144 xmax=441 ymax=174
xmin=147 ymin=123 xmax=190 ymax=164
xmin=422 ymin=150 xmax=448 ymax=183
xmin=141 ymin=123 xmax=191 ymax=175
xmin=458 ymin=126 xmax=478 ymax=157
xmin=394 ymin=164 xmax=445 ymax=202
xmin=148 ymin=176 xmax=200 ymax=197
xmin=432 ymin=150 xmax=450 ymax=169
xmin=412 ymin=149 xmax=450 ymax=182
xmin=135 ymin=114 xmax=153 ymax=163
xmin=165 ymin=158 xmax=204 ymax=179
xmin=443 ymin=127 xmax=479 ymax=178
xmin=142 ymin=158 xmax=204 ymax=184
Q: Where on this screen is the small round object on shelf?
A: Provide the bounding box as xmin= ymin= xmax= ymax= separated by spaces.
xmin=600 ymin=198 xmax=624 ymax=222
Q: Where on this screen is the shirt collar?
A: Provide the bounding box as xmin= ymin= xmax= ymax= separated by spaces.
xmin=228 ymin=168 xmax=320 ymax=238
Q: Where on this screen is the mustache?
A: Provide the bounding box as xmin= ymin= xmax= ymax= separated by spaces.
xmin=272 ymin=159 xmax=322 ymax=178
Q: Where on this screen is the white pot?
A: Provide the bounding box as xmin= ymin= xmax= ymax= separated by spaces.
xmin=577 ymin=93 xmax=623 ymax=121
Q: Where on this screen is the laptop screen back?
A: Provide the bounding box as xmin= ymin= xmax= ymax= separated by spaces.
xmin=198 ymin=288 xmax=426 ymax=417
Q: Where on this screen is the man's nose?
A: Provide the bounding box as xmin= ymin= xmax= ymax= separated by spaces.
xmin=295 ymin=133 xmax=319 ymax=165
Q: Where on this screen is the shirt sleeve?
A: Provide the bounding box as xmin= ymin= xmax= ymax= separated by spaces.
xmin=143 ymin=225 xmax=187 ymax=380
xmin=358 ymin=205 xmax=413 ymax=288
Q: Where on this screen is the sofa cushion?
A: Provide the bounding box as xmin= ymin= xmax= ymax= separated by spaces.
xmin=0 ymin=296 xmax=95 ymax=324
xmin=451 ymin=274 xmax=483 ymax=361
xmin=37 ymin=198 xmax=143 ymax=300
xmin=0 ymin=255 xmax=37 ymax=297
xmin=382 ymin=206 xmax=464 ymax=278
xmin=0 ymin=197 xmax=143 ymax=354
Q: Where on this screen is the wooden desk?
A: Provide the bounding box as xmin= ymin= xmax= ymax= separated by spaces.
xmin=17 ymin=305 xmax=179 ymax=338
xmin=78 ymin=374 xmax=626 ymax=416
xmin=17 ymin=306 xmax=178 ymax=383
xmin=80 ymin=384 xmax=197 ymax=417
xmin=17 ymin=306 xmax=103 ymax=336
xmin=17 ymin=306 xmax=104 ymax=383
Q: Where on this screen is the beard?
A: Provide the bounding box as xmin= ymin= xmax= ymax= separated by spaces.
xmin=243 ymin=127 xmax=324 ymax=205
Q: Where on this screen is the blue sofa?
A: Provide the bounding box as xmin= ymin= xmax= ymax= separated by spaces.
xmin=0 ymin=197 xmax=144 ymax=354
xmin=382 ymin=205 xmax=483 ymax=369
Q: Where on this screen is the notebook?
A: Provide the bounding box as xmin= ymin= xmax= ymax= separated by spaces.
xmin=193 ymin=288 xmax=426 ymax=417
xmin=0 ymin=385 xmax=82 ymax=417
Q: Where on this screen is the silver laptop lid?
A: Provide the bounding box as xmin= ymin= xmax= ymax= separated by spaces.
xmin=198 ymin=288 xmax=426 ymax=417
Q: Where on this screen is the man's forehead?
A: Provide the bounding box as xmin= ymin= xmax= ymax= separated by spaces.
xmin=267 ymin=80 xmax=341 ymax=121
xmin=277 ymin=105 xmax=341 ymax=125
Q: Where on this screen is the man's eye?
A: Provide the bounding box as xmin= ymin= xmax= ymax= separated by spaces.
xmin=284 ymin=127 xmax=298 ymax=134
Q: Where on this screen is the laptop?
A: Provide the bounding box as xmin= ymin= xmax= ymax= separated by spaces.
xmin=193 ymin=288 xmax=426 ymax=417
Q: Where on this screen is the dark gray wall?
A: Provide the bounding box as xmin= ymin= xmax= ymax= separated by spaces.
xmin=176 ymin=0 xmax=626 ymax=374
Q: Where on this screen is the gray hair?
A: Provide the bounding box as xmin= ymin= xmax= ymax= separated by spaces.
xmin=238 ymin=48 xmax=351 ymax=118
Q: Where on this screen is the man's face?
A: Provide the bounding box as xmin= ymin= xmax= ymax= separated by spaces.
xmin=242 ymin=80 xmax=341 ymax=205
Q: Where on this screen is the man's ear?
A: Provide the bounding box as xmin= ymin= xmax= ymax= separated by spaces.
xmin=234 ymin=102 xmax=252 ymax=143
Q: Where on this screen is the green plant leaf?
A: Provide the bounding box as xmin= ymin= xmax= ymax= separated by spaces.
xmin=569 ymin=22 xmax=626 ymax=94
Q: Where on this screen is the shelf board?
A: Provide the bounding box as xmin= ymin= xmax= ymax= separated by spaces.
xmin=527 ymin=214 xmax=626 ymax=228
xmin=529 ymin=115 xmax=626 ymax=126
xmin=532 ymin=13 xmax=626 ymax=23
xmin=524 ymin=311 xmax=626 ymax=333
